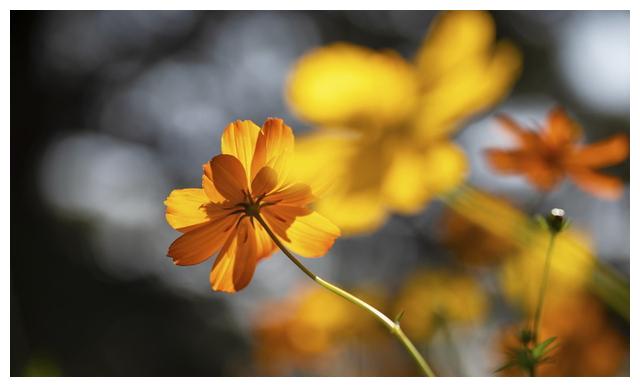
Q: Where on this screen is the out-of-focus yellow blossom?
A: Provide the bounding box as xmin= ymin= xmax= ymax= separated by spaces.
xmin=497 ymin=291 xmax=628 ymax=376
xmin=440 ymin=186 xmax=599 ymax=313
xmin=500 ymin=229 xmax=594 ymax=311
xmin=394 ymin=269 xmax=489 ymax=340
xmin=287 ymin=11 xmax=522 ymax=234
xmin=252 ymin=285 xmax=410 ymax=376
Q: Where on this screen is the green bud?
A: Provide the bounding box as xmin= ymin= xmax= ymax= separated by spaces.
xmin=545 ymin=208 xmax=568 ymax=234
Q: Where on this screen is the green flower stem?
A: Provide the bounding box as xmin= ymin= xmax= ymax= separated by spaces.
xmin=254 ymin=213 xmax=436 ymax=377
xmin=530 ymin=232 xmax=557 ymax=376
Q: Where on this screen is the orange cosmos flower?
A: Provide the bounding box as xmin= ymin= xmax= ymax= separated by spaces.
xmin=486 ymin=107 xmax=629 ymax=200
xmin=164 ymin=118 xmax=340 ymax=292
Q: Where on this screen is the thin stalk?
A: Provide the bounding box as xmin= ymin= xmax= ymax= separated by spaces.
xmin=254 ymin=213 xmax=436 ymax=377
xmin=435 ymin=313 xmax=466 ymax=376
xmin=530 ymin=232 xmax=557 ymax=376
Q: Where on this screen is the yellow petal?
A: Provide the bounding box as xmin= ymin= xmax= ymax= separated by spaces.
xmin=289 ymin=129 xmax=358 ymax=197
xmin=412 ymin=11 xmax=522 ymax=141
xmin=167 ymin=213 xmax=238 ymax=266
xmin=382 ymin=141 xmax=467 ymax=214
xmin=251 ymin=118 xmax=295 ymax=184
xmin=380 ymin=146 xmax=430 ymax=214
xmin=164 ymin=188 xmax=211 ymax=232
xmin=415 ymin=11 xmax=496 ymax=84
xmin=209 ymin=217 xmax=276 ymax=292
xmin=314 ymin=190 xmax=387 ymax=236
xmin=263 ymin=208 xmax=340 ymax=258
xmin=422 ymin=142 xmax=468 ymax=195
xmin=210 ymin=154 xmax=248 ymax=204
xmin=289 ymin=129 xmax=389 ymax=235
xmin=415 ymin=41 xmax=521 ymax=141
xmin=287 ymin=43 xmax=420 ymax=129
xmin=221 ymin=120 xmax=261 ymax=182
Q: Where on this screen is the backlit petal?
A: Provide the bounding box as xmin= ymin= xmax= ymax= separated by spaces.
xmin=263 ymin=208 xmax=340 ymax=258
xmin=287 ymin=43 xmax=420 ymax=129
xmin=202 ymin=161 xmax=226 ymax=203
xmin=221 ymin=120 xmax=262 ymax=181
xmin=209 ymin=217 xmax=271 ymax=292
xmin=211 ymin=154 xmax=249 ymax=204
xmin=164 ymin=188 xmax=211 ymax=233
xmin=251 ymin=166 xmax=278 ymax=198
xmin=266 ymin=183 xmax=314 ymax=208
xmin=251 ymin=118 xmax=295 ymax=183
xmin=167 ymin=213 xmax=238 ymax=266
xmin=568 ymin=169 xmax=624 ymax=200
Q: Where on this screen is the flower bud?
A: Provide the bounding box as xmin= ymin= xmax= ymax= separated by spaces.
xmin=545 ymin=208 xmax=567 ymax=234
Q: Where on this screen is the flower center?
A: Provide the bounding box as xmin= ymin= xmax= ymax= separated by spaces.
xmin=225 ymin=190 xmax=279 ymax=221
xmin=244 ymin=201 xmax=261 ymax=217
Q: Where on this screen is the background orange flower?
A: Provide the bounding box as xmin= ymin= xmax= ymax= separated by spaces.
xmin=486 ymin=107 xmax=629 ymax=199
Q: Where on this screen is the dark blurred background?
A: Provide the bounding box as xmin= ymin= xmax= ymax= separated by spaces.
xmin=11 ymin=10 xmax=629 ymax=376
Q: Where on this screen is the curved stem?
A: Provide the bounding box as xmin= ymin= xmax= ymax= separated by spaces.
xmin=254 ymin=213 xmax=436 ymax=377
xmin=530 ymin=232 xmax=557 ymax=376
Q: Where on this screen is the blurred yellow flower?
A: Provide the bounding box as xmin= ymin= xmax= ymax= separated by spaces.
xmin=499 ymin=229 xmax=595 ymax=311
xmin=394 ymin=269 xmax=489 ymax=340
xmin=440 ymin=185 xmax=596 ymax=310
xmin=252 ymin=285 xmax=410 ymax=376
xmin=497 ymin=291 xmax=628 ymax=376
xmin=287 ymin=11 xmax=522 ymax=234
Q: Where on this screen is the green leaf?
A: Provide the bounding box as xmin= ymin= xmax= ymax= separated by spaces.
xmin=394 ymin=310 xmax=405 ymax=323
xmin=532 ymin=336 xmax=557 ymax=358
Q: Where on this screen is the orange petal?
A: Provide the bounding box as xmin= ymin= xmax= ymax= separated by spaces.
xmin=251 ymin=118 xmax=295 ymax=184
xmin=485 ymin=149 xmax=527 ymax=174
xmin=168 ymin=213 xmax=238 ymax=266
xmin=544 ymin=107 xmax=581 ymax=147
xmin=263 ymin=208 xmax=340 ymax=258
xmin=211 ymin=154 xmax=248 ymax=204
xmin=261 ymin=205 xmax=311 ymax=243
xmin=568 ymin=134 xmax=629 ymax=168
xmin=251 ymin=166 xmax=278 ymax=197
xmin=524 ymin=162 xmax=563 ymax=192
xmin=266 ymin=183 xmax=314 ymax=207
xmin=568 ymin=169 xmax=624 ymax=200
xmin=209 ymin=217 xmax=272 ymax=292
xmin=495 ymin=114 xmax=541 ymax=149
xmin=164 ymin=188 xmax=211 ymax=233
xmin=202 ymin=161 xmax=226 ymax=203
xmin=221 ymin=120 xmax=262 ymax=183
